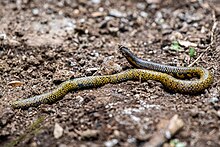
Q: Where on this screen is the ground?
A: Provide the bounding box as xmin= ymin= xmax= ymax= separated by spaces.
xmin=0 ymin=0 xmax=220 ymax=147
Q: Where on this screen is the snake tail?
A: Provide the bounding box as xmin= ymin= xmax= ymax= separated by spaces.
xmin=11 ymin=68 xmax=213 ymax=109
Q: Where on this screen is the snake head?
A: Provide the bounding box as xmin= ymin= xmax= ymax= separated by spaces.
xmin=118 ymin=45 xmax=132 ymax=57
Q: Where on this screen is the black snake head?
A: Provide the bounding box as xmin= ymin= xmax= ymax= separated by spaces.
xmin=118 ymin=45 xmax=132 ymax=57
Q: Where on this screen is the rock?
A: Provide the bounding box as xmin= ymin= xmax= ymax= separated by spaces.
xmin=0 ymin=33 xmax=7 ymax=40
xmin=155 ymin=11 xmax=164 ymax=24
xmin=76 ymin=95 xmax=84 ymax=104
xmin=58 ymin=144 xmax=67 ymax=147
xmin=109 ymin=9 xmax=126 ymax=18
xmin=208 ymin=97 xmax=219 ymax=103
xmin=181 ymin=12 xmax=203 ymax=23
xmin=32 ymin=8 xmax=39 ymax=16
xmin=45 ymin=50 xmax=56 ymax=59
xmin=30 ymin=141 xmax=37 ymax=147
xmin=134 ymin=94 xmax=140 ymax=99
xmin=137 ymin=3 xmax=146 ymax=10
xmin=79 ymin=129 xmax=99 ymax=139
xmin=140 ymin=11 xmax=148 ymax=18
xmin=190 ymin=108 xmax=199 ymax=117
xmin=54 ymin=123 xmax=63 ymax=139
xmin=146 ymin=0 xmax=162 ymax=4
xmin=91 ymin=0 xmax=100 ymax=4
xmin=27 ymin=55 xmax=40 ymax=65
xmin=104 ymin=139 xmax=119 ymax=147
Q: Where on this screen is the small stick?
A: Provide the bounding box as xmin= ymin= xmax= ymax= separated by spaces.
xmin=188 ymin=9 xmax=218 ymax=67
xmin=143 ymin=114 xmax=184 ymax=147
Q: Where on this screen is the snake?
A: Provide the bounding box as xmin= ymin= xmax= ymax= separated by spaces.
xmin=10 ymin=46 xmax=213 ymax=109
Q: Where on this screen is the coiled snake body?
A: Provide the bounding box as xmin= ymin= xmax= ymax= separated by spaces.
xmin=11 ymin=46 xmax=213 ymax=109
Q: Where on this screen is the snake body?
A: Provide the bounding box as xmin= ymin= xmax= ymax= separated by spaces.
xmin=10 ymin=46 xmax=213 ymax=109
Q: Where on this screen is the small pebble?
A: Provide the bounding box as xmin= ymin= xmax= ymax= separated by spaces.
xmin=27 ymin=55 xmax=40 ymax=65
xmin=32 ymin=8 xmax=39 ymax=16
xmin=104 ymin=139 xmax=119 ymax=147
xmin=134 ymin=94 xmax=140 ymax=99
xmin=146 ymin=0 xmax=162 ymax=4
xmin=30 ymin=141 xmax=37 ymax=147
xmin=137 ymin=3 xmax=146 ymax=10
xmin=91 ymin=0 xmax=100 ymax=4
xmin=54 ymin=123 xmax=63 ymax=139
xmin=113 ymin=130 xmax=120 ymax=137
xmin=208 ymin=97 xmax=219 ymax=103
xmin=76 ymin=95 xmax=84 ymax=104
xmin=0 ymin=33 xmax=7 ymax=40
xmin=109 ymin=9 xmax=126 ymax=18
xmin=190 ymin=108 xmax=199 ymax=117
xmin=140 ymin=11 xmax=148 ymax=18
xmin=217 ymin=110 xmax=220 ymax=118
xmin=58 ymin=144 xmax=67 ymax=147
xmin=86 ymin=67 xmax=98 ymax=72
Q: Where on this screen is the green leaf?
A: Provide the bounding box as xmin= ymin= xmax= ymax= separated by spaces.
xmin=170 ymin=41 xmax=182 ymax=51
xmin=170 ymin=139 xmax=186 ymax=147
xmin=189 ymin=47 xmax=196 ymax=57
xmin=176 ymin=142 xmax=187 ymax=147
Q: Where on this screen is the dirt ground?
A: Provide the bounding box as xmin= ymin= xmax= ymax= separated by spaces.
xmin=0 ymin=0 xmax=220 ymax=147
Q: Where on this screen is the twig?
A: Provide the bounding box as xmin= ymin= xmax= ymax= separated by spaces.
xmin=188 ymin=9 xmax=218 ymax=67
xmin=143 ymin=115 xmax=184 ymax=147
xmin=4 ymin=116 xmax=45 ymax=147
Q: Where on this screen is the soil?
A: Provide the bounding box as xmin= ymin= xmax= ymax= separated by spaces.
xmin=0 ymin=0 xmax=220 ymax=147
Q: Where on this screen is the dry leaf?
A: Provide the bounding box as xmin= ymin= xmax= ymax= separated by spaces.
xmin=178 ymin=40 xmax=197 ymax=48
xmin=8 ymin=81 xmax=24 ymax=87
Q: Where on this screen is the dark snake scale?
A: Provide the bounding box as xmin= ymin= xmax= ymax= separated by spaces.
xmin=10 ymin=46 xmax=213 ymax=109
